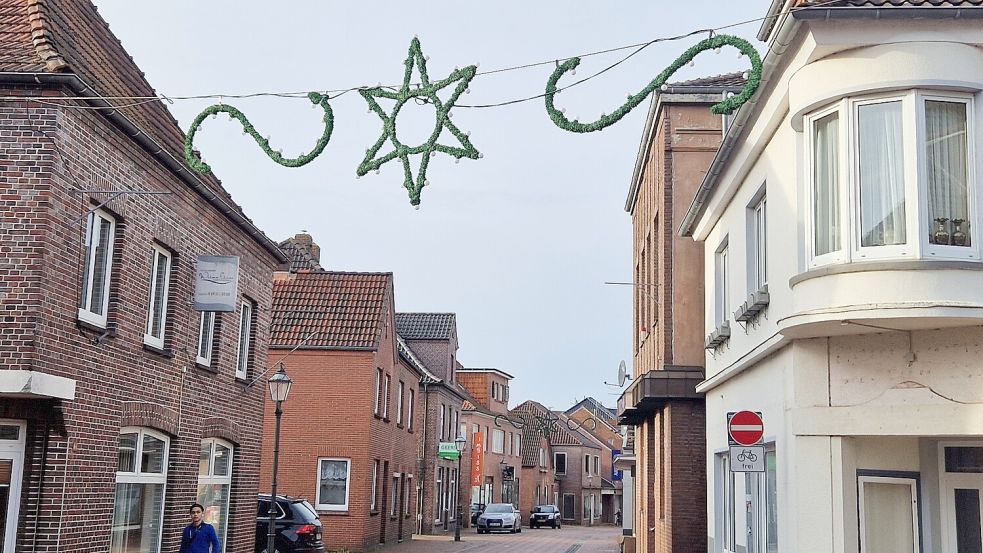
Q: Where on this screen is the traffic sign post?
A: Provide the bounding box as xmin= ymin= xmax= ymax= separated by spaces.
xmin=727 ymin=411 xmax=764 ymax=472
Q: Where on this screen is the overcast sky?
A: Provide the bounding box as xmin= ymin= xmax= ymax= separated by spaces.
xmin=94 ymin=0 xmax=771 ymax=411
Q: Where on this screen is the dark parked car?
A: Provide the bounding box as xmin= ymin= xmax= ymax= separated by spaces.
xmin=470 ymin=503 xmax=486 ymax=525
xmin=255 ymin=494 xmax=326 ymax=553
xmin=475 ymin=503 xmax=522 ymax=534
xmin=529 ymin=504 xmax=562 ymax=529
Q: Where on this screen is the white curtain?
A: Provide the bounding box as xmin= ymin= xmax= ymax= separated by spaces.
xmin=814 ymin=113 xmax=840 ymax=255
xmin=926 ymin=100 xmax=970 ymax=246
xmin=858 ymin=101 xmax=906 ymax=247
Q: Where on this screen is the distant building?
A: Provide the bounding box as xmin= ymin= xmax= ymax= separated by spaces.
xmin=565 ymin=398 xmax=624 ymax=525
xmin=395 ymin=313 xmax=467 ymax=535
xmin=510 ymin=401 xmax=558 ymax=518
xmin=0 ymin=1 xmax=285 ymax=552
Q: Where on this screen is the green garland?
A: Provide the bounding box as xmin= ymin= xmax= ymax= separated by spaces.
xmin=357 ymin=37 xmax=480 ymax=206
xmin=545 ymin=34 xmax=762 ymax=133
xmin=183 ymin=91 xmax=334 ymax=174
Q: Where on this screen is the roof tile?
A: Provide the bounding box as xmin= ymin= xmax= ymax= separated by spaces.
xmin=271 ymin=272 xmax=391 ymax=349
xmin=279 ymin=237 xmax=323 ymax=273
xmin=395 ymin=313 xmax=456 ymax=340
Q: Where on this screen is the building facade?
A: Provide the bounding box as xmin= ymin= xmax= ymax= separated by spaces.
xmin=679 ymin=2 xmax=983 ymax=552
xmin=618 ymin=72 xmax=743 ymax=553
xmin=0 ymin=2 xmax=285 ymax=552
xmin=510 ymin=401 xmax=557 ymax=519
xmin=565 ymin=398 xmax=624 ymax=524
xmin=262 ymin=266 xmax=423 ymax=552
xmin=395 ymin=313 xmax=467 ymax=535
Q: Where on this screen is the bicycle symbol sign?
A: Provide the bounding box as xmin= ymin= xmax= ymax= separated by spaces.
xmin=729 ymin=446 xmax=765 ymax=472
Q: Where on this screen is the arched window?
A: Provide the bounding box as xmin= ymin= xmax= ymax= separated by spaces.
xmin=198 ymin=438 xmax=234 ymax=552
xmin=111 ymin=427 xmax=169 ymax=553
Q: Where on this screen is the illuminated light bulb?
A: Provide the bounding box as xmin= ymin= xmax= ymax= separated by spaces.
xmin=570 ymin=69 xmax=576 ymax=76
xmin=715 ymin=47 xmax=721 ymax=54
xmin=424 ymin=179 xmax=430 ymax=186
xmin=743 ymin=71 xmax=749 ymax=80
xmin=455 ymin=157 xmax=461 ymax=164
xmin=560 ymin=108 xmax=566 ymax=114
xmin=425 ymin=56 xmax=430 ymax=62
xmin=737 ymin=51 xmax=743 ymax=59
xmin=430 ymin=151 xmax=436 ymax=158
xmin=661 ymin=84 xmax=668 ymax=91
xmin=375 ymin=169 xmax=380 ymax=175
xmin=688 ymin=60 xmax=695 ymax=67
xmin=414 ymin=205 xmax=420 ymax=211
xmin=478 ymin=152 xmax=484 ymax=159
xmin=465 ymin=88 xmax=471 ymax=94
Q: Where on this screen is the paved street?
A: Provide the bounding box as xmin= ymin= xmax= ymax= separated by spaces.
xmin=382 ymin=525 xmax=621 ymax=553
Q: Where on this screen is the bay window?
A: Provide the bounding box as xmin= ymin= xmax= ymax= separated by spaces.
xmin=111 ymin=428 xmax=168 ymax=553
xmin=807 ymin=91 xmax=976 ymax=266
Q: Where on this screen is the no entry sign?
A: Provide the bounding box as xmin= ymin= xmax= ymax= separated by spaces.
xmin=727 ymin=411 xmax=764 ymax=446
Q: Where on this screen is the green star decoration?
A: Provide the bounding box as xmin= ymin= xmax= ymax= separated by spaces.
xmin=357 ymin=37 xmax=481 ymax=206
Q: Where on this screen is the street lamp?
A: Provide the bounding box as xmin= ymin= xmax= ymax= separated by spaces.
xmin=587 ymin=474 xmax=593 ymax=527
xmin=267 ymin=364 xmax=293 ymax=553
xmin=454 ymin=434 xmax=466 ymax=542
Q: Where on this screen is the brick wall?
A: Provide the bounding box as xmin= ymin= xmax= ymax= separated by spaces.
xmin=417 ymin=384 xmax=465 ymax=535
xmin=1 ymin=85 xmax=278 ymax=553
xmin=260 ymin=305 xmax=421 ymax=552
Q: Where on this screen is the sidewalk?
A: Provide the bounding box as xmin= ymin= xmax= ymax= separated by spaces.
xmin=374 ymin=525 xmax=621 ymax=553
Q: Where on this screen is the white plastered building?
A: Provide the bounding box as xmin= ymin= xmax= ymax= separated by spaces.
xmin=679 ymin=2 xmax=983 ymax=552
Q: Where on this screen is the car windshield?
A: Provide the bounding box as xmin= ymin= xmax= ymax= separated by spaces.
xmin=533 ymin=506 xmax=555 ymax=513
xmin=484 ymin=504 xmax=513 ymax=514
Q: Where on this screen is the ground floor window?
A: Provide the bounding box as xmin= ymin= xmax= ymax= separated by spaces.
xmin=858 ymin=474 xmax=919 ymax=553
xmin=197 ymin=438 xmax=233 ymax=553
xmin=436 ymin=467 xmax=444 ymax=523
xmin=316 ymin=458 xmax=350 ymax=511
xmin=716 ymin=453 xmax=736 ymax=553
xmin=111 ymin=428 xmax=168 ymax=553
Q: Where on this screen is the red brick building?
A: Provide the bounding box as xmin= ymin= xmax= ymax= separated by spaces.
xmin=509 ymin=401 xmax=556 ymax=519
xmin=263 ymin=260 xmax=424 ymax=552
xmin=565 ymin=398 xmax=624 ymax=524
xmin=457 ymin=368 xmax=522 ymax=512
xmin=617 ymin=74 xmax=746 ymax=553
xmin=0 ymin=1 xmax=286 ymax=552
xmin=394 ymin=313 xmax=466 ymax=536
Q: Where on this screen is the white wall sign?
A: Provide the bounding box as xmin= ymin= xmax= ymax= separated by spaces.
xmin=729 ymin=446 xmax=765 ymax=472
xmin=194 ymin=256 xmax=239 ymax=312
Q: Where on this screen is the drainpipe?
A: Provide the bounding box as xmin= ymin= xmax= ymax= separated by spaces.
xmin=419 ymin=380 xmax=430 ymax=533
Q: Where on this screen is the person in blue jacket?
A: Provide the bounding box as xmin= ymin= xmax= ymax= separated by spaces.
xmin=180 ymin=503 xmax=221 ymax=553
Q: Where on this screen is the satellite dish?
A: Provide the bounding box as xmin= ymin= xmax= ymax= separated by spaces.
xmin=618 ymin=360 xmax=631 ymax=387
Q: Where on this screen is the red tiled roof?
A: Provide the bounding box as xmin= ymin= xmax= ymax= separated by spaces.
xmin=0 ymin=0 xmax=275 ymax=253
xmin=271 ymin=272 xmax=392 ymax=349
xmin=669 ymin=72 xmax=747 ymax=89
xmin=511 ymin=401 xmax=592 ymax=449
xmin=796 ymin=0 xmax=982 ymax=5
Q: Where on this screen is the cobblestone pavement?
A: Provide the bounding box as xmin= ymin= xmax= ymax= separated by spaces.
xmin=376 ymin=524 xmax=621 ymax=553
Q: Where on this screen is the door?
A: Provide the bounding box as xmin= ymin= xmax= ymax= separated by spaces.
xmin=0 ymin=421 xmax=25 ymax=553
xmin=942 ymin=444 xmax=983 ymax=553
xmin=858 ymin=475 xmax=919 ymax=553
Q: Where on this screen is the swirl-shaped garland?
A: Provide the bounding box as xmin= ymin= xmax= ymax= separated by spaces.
xmin=545 ymin=34 xmax=762 ymax=133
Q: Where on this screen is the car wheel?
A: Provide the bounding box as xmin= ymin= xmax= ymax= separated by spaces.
xmin=516 ymin=524 xmax=521 ymax=533
xmin=551 ymin=520 xmax=557 ymax=529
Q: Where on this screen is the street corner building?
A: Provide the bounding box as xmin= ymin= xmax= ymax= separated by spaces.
xmin=617 ymin=65 xmax=744 ymax=552
xmin=263 ymin=250 xmax=425 ymax=552
xmin=0 ymin=1 xmax=287 ymax=552
xmin=677 ymin=1 xmax=983 ymax=552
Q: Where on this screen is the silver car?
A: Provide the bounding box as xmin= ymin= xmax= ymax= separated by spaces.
xmin=475 ymin=503 xmax=522 ymax=534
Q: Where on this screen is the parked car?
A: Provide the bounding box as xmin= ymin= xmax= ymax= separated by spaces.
xmin=255 ymin=494 xmax=326 ymax=553
xmin=475 ymin=503 xmax=522 ymax=534
xmin=529 ymin=504 xmax=561 ymax=529
xmin=470 ymin=503 xmax=485 ymax=525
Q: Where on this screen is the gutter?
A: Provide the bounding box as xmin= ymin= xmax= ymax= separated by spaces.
xmin=0 ymin=72 xmax=288 ymax=263
xmin=679 ymin=5 xmax=983 ymax=237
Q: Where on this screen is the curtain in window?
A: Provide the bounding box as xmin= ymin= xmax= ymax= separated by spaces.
xmin=318 ymin=460 xmax=348 ymax=506
xmin=859 ymin=101 xmax=906 ymax=247
xmin=926 ymin=100 xmax=970 ymax=246
xmin=814 ymin=113 xmax=840 ymax=256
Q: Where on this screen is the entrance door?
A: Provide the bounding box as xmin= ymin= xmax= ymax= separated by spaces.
xmin=941 ymin=444 xmax=983 ymax=553
xmin=0 ymin=421 xmax=25 ymax=553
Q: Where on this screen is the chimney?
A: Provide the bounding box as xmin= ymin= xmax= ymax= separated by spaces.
xmin=293 ymin=232 xmax=320 ymax=262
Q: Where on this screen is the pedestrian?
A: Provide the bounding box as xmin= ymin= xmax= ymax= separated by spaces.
xmin=615 ymin=509 xmax=622 ymax=525
xmin=180 ymin=503 xmax=221 ymax=553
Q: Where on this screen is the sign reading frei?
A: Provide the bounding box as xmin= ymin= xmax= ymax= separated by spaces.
xmin=194 ymin=256 xmax=239 ymax=312
xmin=727 ymin=411 xmax=764 ymax=446
xmin=729 ymin=446 xmax=765 ymax=472
xmin=438 ymin=442 xmax=460 ymax=461
xmin=470 ymin=432 xmax=484 ymax=486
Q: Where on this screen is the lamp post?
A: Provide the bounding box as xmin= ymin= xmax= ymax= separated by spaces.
xmin=454 ymin=435 xmax=466 ymax=542
xmin=267 ymin=364 xmax=293 ymax=553
xmin=587 ymin=474 xmax=593 ymax=527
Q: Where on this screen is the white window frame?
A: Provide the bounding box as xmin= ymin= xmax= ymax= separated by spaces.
xmin=370 ymin=459 xmax=379 ymax=511
xmin=315 ymin=457 xmax=351 ymax=512
xmin=196 ymin=311 xmax=216 ymax=366
xmin=197 ymin=438 xmax=233 ymax=553
xmin=390 ymin=474 xmax=400 ymax=517
xmin=78 ymin=208 xmax=116 ymax=328
xmin=112 ymin=427 xmax=169 ymax=553
xmin=143 ymin=244 xmax=172 ymax=349
xmin=748 ymin=191 xmax=768 ymax=292
xmin=714 ymin=239 xmax=730 ymax=328
xmin=539 ymin=447 xmax=545 ymax=467
xmin=407 ymin=388 xmax=415 ymax=430
xmin=374 ymin=369 xmax=382 ymax=415
xmin=717 ymin=453 xmax=736 ymax=553
xmin=491 ymin=429 xmax=505 ymax=454
xmin=439 ymin=405 xmax=446 ymax=440
xmin=0 ymin=420 xmax=25 ymax=553
xmin=554 ymin=452 xmax=567 ymax=475
xmin=938 ymin=441 xmax=983 ymax=552
xmin=382 ymin=374 xmax=390 ymax=420
xmin=858 ymin=475 xmax=919 ymax=553
xmin=805 ymin=90 xmax=980 ymax=268
xmin=235 ymin=300 xmax=253 ymax=380
xmin=396 ymin=381 xmax=404 ymax=425
xmin=593 ymin=455 xmax=599 ymax=476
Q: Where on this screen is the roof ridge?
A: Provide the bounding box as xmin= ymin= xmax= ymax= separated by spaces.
xmin=26 ymin=0 xmax=66 ymax=71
